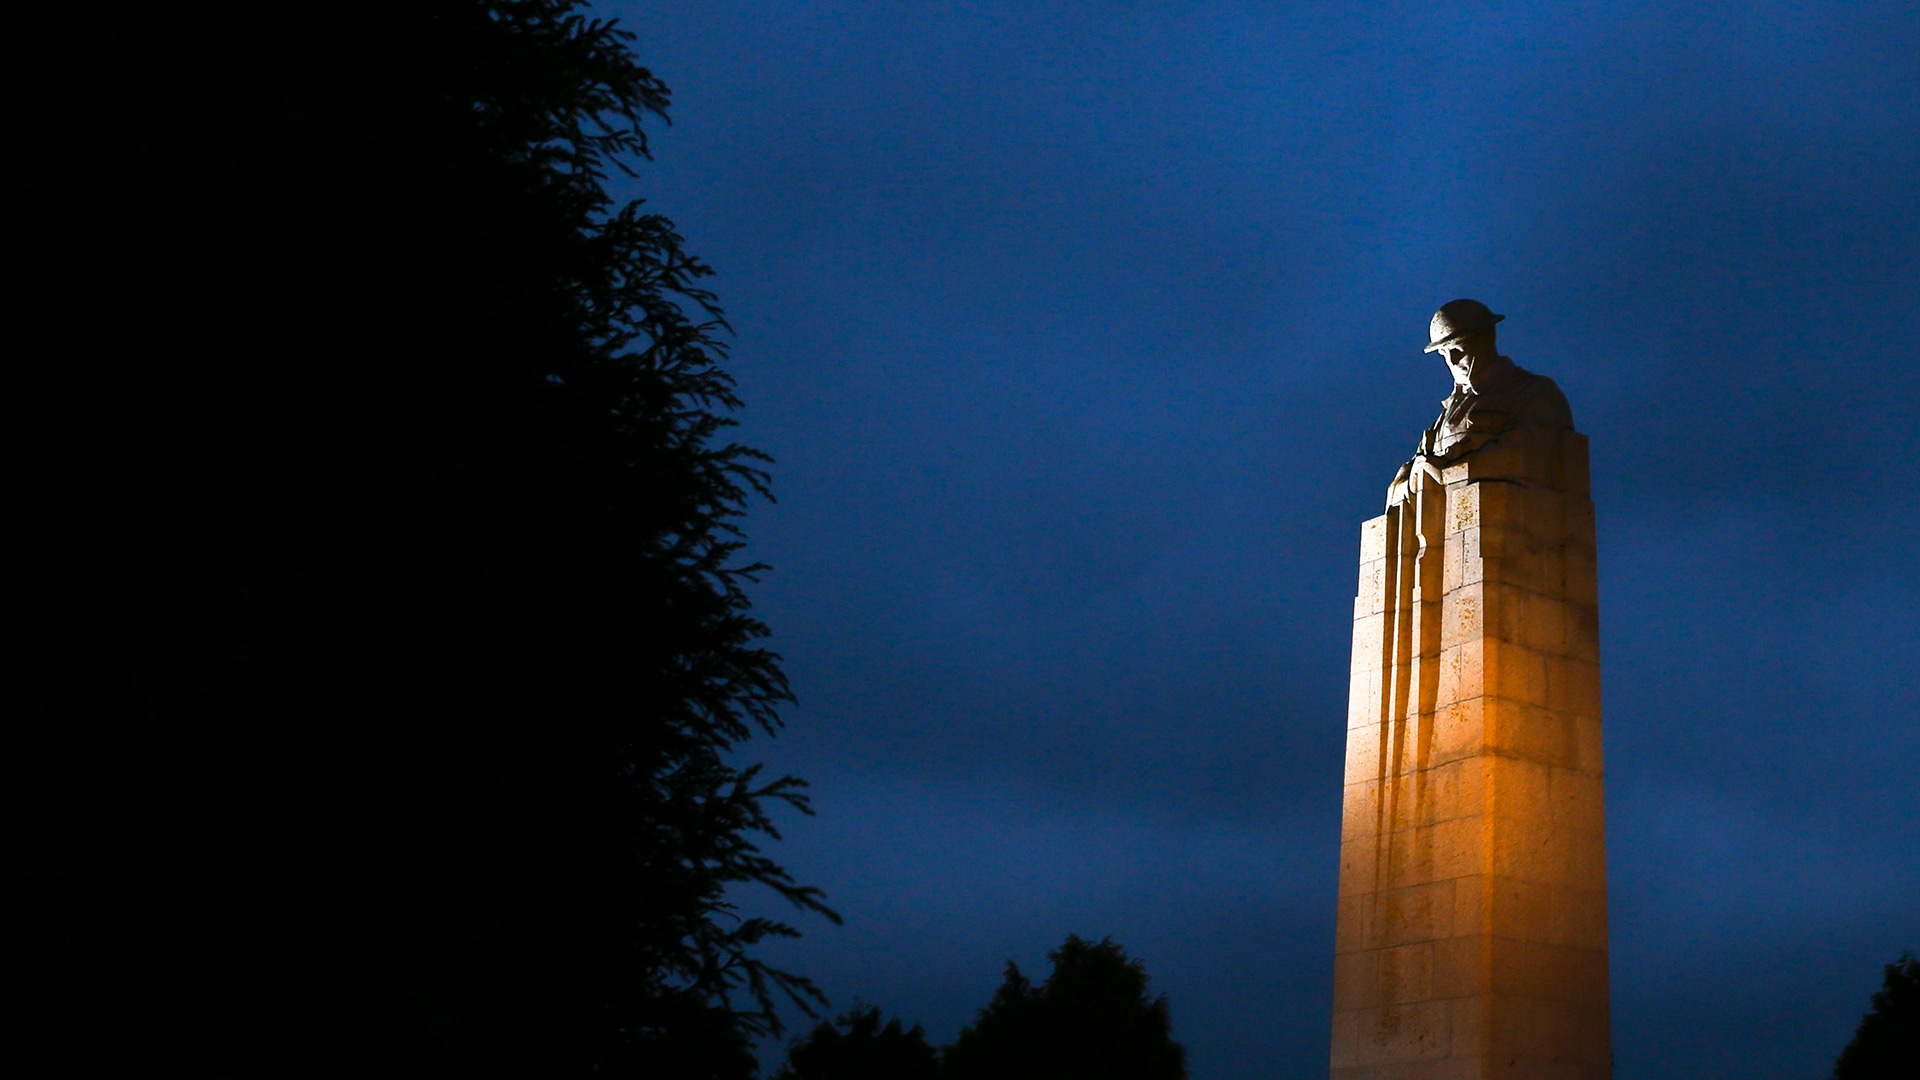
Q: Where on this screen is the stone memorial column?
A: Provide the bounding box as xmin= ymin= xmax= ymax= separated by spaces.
xmin=1330 ymin=302 xmax=1610 ymax=1080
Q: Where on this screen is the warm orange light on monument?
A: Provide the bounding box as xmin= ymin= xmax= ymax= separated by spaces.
xmin=1331 ymin=302 xmax=1610 ymax=1080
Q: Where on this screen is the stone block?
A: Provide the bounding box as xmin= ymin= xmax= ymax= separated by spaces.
xmin=1376 ymin=880 xmax=1460 ymax=948
xmin=1363 ymin=771 xmax=1440 ymax=837
xmin=1564 ymin=998 xmax=1612 ymax=1061
xmin=1485 ymin=875 xmax=1555 ymax=945
xmin=1549 ymin=885 xmax=1609 ymax=951
xmin=1361 ymin=514 xmax=1389 ymax=562
xmin=1488 ymin=642 xmax=1550 ymax=708
xmin=1385 ymin=660 xmax=1414 ymax=721
xmin=1381 ymin=942 xmax=1436 ymax=1004
xmin=1563 ymin=550 xmax=1598 ymax=606
xmin=1429 ymin=815 xmax=1489 ymax=880
xmin=1344 ymin=780 xmax=1384 ymax=840
xmin=1374 ymin=818 xmax=1436 ymax=887
xmin=1352 ymin=616 xmax=1387 ymax=674
xmin=1488 ymin=939 xmax=1609 ymax=1006
xmin=1486 ymin=993 xmax=1611 ymax=1065
xmin=1349 ymin=665 xmax=1386 ymax=731
xmin=1545 ymin=658 xmax=1601 ymax=717
xmin=1457 ymin=520 xmax=1484 ymax=563
xmin=1562 ymin=500 xmax=1597 ymax=551
xmin=1389 ymin=777 xmax=1429 ymax=838
xmin=1347 ymin=723 xmax=1386 ymax=785
xmin=1436 ymin=641 xmax=1484 ymax=707
xmin=1489 ymin=815 xmax=1571 ymax=885
xmin=1475 ymin=554 xmax=1512 ymax=591
xmin=1377 ymin=833 xmax=1430 ymax=894
xmin=1348 ymin=1001 xmax=1454 ymax=1065
xmin=1568 ymin=827 xmax=1608 ymax=892
xmin=1380 ymin=766 xmax=1491 ymax=837
xmin=1441 ymin=582 xmax=1485 ymax=650
xmin=1444 ymin=529 xmax=1479 ymax=592
xmin=1330 ymin=1007 xmax=1361 ymax=1067
xmin=1484 ymin=1059 xmax=1597 ymax=1080
xmin=1449 ymin=997 xmax=1489 ymax=1060
xmin=1451 ymin=875 xmax=1490 ymax=937
xmin=1432 ymin=698 xmax=1488 ymax=766
xmin=1572 ymin=716 xmax=1604 ymax=776
xmin=1477 ymin=521 xmax=1516 ymax=560
xmin=1563 ymin=603 xmax=1599 ymax=663
xmin=1432 ymin=934 xmax=1493 ymax=999
xmin=1371 ymin=1058 xmax=1489 ymax=1080
xmin=1340 ymin=835 xmax=1382 ymax=897
xmin=1486 ymin=538 xmax=1562 ymax=596
xmin=1483 ymin=820 xmax=1604 ymax=896
xmin=1443 ymin=480 xmax=1474 ymax=530
xmin=1464 ymin=583 xmax=1566 ymax=655
xmin=1419 ymin=757 xmax=1491 ymax=827
xmin=1545 ymin=768 xmax=1604 ymax=835
xmin=1486 ymin=755 xmax=1553 ymax=825
xmin=1522 ymin=591 xmax=1572 ymax=656
xmin=1334 ymin=949 xmax=1380 ymax=1012
xmin=1485 ymin=995 xmax=1571 ymax=1061
xmin=1336 ymin=894 xmax=1371 ymax=954
xmin=1359 ymin=563 xmax=1388 ymax=616
xmin=1509 ymin=489 xmax=1566 ymax=553
xmin=1553 ymin=431 xmax=1592 ymax=497
xmin=1486 ymin=697 xmax=1577 ymax=770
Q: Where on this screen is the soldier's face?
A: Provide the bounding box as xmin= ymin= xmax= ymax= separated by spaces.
xmin=1438 ymin=333 xmax=1494 ymax=388
xmin=1440 ymin=341 xmax=1477 ymax=387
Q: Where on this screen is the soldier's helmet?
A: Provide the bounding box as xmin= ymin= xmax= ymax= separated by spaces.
xmin=1423 ymin=298 xmax=1505 ymax=353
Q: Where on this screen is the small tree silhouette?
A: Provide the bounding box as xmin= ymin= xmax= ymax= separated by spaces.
xmin=775 ymin=1005 xmax=939 ymax=1080
xmin=944 ymin=935 xmax=1187 ymax=1080
xmin=1832 ymin=953 xmax=1920 ymax=1080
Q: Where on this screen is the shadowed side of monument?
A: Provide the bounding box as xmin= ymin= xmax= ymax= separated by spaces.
xmin=1330 ymin=303 xmax=1610 ymax=1080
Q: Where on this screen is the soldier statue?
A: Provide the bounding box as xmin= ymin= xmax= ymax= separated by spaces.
xmin=1389 ymin=299 xmax=1573 ymax=505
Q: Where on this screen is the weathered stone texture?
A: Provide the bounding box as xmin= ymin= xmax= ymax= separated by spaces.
xmin=1332 ymin=428 xmax=1609 ymax=1080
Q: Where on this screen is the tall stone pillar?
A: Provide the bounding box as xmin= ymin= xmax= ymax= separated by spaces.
xmin=1330 ymin=423 xmax=1610 ymax=1080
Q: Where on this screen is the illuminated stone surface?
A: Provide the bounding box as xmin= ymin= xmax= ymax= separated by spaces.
xmin=1333 ymin=308 xmax=1609 ymax=1080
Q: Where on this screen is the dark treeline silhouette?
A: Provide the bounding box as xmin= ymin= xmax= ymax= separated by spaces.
xmin=778 ymin=936 xmax=1187 ymax=1080
xmin=776 ymin=1006 xmax=942 ymax=1080
xmin=10 ymin=2 xmax=827 ymax=1075
xmin=1831 ymin=953 xmax=1920 ymax=1080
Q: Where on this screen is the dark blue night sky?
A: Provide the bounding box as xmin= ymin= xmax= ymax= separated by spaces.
xmin=620 ymin=3 xmax=1919 ymax=1077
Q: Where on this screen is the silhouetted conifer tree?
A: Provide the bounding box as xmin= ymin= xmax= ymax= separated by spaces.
xmin=943 ymin=936 xmax=1187 ymax=1080
xmin=1832 ymin=953 xmax=1920 ymax=1080
xmin=9 ymin=2 xmax=828 ymax=1075
xmin=775 ymin=1005 xmax=940 ymax=1080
